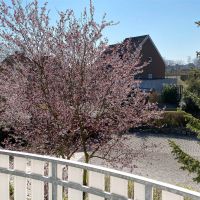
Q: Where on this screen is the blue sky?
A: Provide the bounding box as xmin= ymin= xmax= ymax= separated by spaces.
xmin=24 ymin=0 xmax=200 ymax=63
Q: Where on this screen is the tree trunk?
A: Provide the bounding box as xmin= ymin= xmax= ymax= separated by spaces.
xmin=83 ymin=152 xmax=89 ymax=199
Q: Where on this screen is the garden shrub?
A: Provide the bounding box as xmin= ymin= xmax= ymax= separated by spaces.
xmin=149 ymin=91 xmax=160 ymax=103
xmin=153 ymin=188 xmax=162 ymax=200
xmin=105 ymin=175 xmax=110 ymax=192
xmin=10 ymin=183 xmax=14 ymax=200
xmin=180 ymin=90 xmax=200 ymax=116
xmin=154 ymin=110 xmax=188 ymax=128
xmin=184 ymin=114 xmax=200 ymax=136
xmin=128 ymin=180 xmax=134 ymax=199
xmin=161 ymin=84 xmax=179 ymax=105
xmin=154 ymin=110 xmax=200 ymax=136
xmin=180 ymin=69 xmax=200 ymax=116
xmin=180 ymin=74 xmax=189 ymax=81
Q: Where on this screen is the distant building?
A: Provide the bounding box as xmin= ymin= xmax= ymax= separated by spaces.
xmin=107 ymin=35 xmax=177 ymax=92
xmin=124 ymin=35 xmax=165 ymax=79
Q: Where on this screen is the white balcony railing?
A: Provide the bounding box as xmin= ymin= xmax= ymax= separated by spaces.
xmin=0 ymin=149 xmax=200 ymax=200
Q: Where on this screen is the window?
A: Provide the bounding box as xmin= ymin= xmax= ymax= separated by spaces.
xmin=148 ymin=74 xmax=153 ymax=79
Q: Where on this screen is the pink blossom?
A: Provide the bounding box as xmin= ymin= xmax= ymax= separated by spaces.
xmin=0 ymin=0 xmax=161 ymax=165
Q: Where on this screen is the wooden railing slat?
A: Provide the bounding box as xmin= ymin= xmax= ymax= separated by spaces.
xmin=162 ymin=190 xmax=184 ymax=200
xmin=14 ymin=157 xmax=27 ymax=200
xmin=68 ymin=166 xmax=83 ymax=200
xmin=57 ymin=164 xmax=63 ymax=200
xmin=0 ymin=150 xmax=199 ymax=200
xmin=134 ymin=182 xmax=153 ymax=200
xmin=88 ymin=171 xmax=104 ymax=200
xmin=31 ymin=159 xmax=44 ymax=200
xmin=0 ymin=155 xmax=9 ymax=200
xmin=48 ymin=162 xmax=52 ymax=200
xmin=110 ymin=176 xmax=128 ymax=198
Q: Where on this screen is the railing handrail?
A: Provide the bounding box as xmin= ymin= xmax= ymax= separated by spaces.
xmin=0 ymin=149 xmax=200 ymax=199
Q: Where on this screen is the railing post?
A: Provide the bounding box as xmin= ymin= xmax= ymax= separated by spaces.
xmin=145 ymin=184 xmax=153 ymax=200
xmin=52 ymin=162 xmax=57 ymax=200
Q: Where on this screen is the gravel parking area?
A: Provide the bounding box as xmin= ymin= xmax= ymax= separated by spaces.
xmin=90 ymin=132 xmax=200 ymax=191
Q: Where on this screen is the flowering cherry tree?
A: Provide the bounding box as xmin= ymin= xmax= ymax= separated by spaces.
xmin=0 ymin=0 xmax=160 ymax=165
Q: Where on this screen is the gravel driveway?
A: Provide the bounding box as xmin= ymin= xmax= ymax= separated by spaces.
xmin=90 ymin=132 xmax=200 ymax=192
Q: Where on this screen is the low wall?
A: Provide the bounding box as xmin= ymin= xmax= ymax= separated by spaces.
xmin=139 ymin=78 xmax=177 ymax=92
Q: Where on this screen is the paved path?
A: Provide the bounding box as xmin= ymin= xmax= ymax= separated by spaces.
xmin=90 ymin=133 xmax=200 ymax=192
